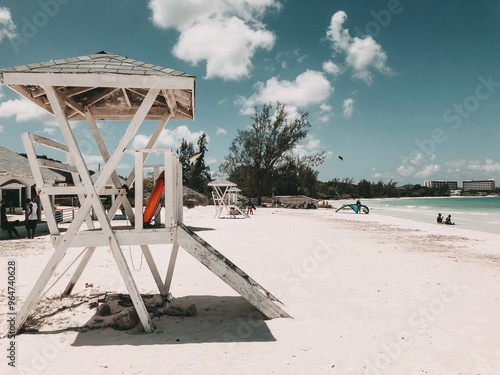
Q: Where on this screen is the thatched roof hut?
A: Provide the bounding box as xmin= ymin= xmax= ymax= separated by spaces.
xmin=183 ymin=186 xmax=208 ymax=208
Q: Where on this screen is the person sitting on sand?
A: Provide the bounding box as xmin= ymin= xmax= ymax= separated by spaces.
xmin=445 ymin=215 xmax=455 ymax=225
xmin=437 ymin=213 xmax=443 ymax=224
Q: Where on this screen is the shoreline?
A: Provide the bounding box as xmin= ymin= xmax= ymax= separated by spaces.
xmin=337 ymin=197 xmax=500 ymax=236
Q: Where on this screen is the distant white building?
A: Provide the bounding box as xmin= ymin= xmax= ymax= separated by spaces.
xmin=424 ymin=180 xmax=458 ymax=190
xmin=462 ymin=179 xmax=495 ymax=191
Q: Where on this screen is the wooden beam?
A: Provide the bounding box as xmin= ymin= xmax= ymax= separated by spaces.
xmin=140 ymin=245 xmax=168 ymax=295
xmin=175 ymin=224 xmax=291 ymax=319
xmin=8 ymin=85 xmax=53 ymax=114
xmin=162 ymin=89 xmax=178 ymax=116
xmin=30 ymin=133 xmax=70 ymax=152
xmin=2 ymin=72 xmax=195 ymax=90
xmin=85 ymin=87 xmax=121 ymax=107
xmin=122 ymin=88 xmax=132 ymax=107
xmin=62 ymin=247 xmax=96 ymax=296
xmin=37 ymin=186 xmax=87 ymax=195
xmin=163 ymin=242 xmax=179 ymax=296
xmin=51 ymin=229 xmax=175 ymax=248
xmin=60 ymin=86 xmax=96 ymax=97
xmin=38 ymin=159 xmax=78 ymax=173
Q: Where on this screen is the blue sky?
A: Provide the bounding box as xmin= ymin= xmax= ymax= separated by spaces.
xmin=1 ymin=0 xmax=499 ymax=186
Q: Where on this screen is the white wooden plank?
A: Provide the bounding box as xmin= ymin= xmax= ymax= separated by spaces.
xmin=164 ymin=151 xmax=175 ymax=228
xmin=30 ymin=133 xmax=70 ymax=152
xmin=38 ymin=159 xmax=78 ymax=173
xmin=62 ymin=247 xmax=96 ymax=296
xmin=51 ymin=228 xmax=175 ymax=248
xmin=2 ymin=72 xmax=195 ymax=90
xmin=140 ymin=245 xmax=167 ymax=295
xmin=21 ymin=133 xmax=60 ymax=235
xmin=134 ymin=151 xmax=144 ymax=229
xmin=38 ymin=186 xmax=87 ymax=195
xmin=163 ymin=242 xmax=179 ymax=296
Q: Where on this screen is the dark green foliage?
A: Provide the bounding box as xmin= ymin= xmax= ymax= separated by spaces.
xmin=177 ymin=133 xmax=211 ymax=195
xmin=220 ymin=103 xmax=326 ymax=204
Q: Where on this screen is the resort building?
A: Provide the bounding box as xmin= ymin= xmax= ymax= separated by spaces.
xmin=424 ymin=180 xmax=458 ymax=190
xmin=462 ymin=179 xmax=496 ymax=192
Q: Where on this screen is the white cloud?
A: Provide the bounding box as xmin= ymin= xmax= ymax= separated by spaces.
xmin=414 ymin=164 xmax=440 ymax=178
xmin=393 ymin=154 xmax=500 ymax=181
xmin=148 ymin=0 xmax=280 ymax=80
xmin=236 ymin=69 xmax=332 ymax=114
xmin=43 ymin=127 xmax=56 ymax=135
xmin=216 ymin=126 xmax=227 ymax=136
xmin=326 ymin=11 xmax=393 ymax=85
xmin=82 ymin=154 xmax=104 ymax=172
xmin=0 ymin=98 xmax=56 ymax=124
xmin=445 ymin=159 xmax=500 ymax=177
xmin=322 ymin=60 xmax=341 ymax=76
xmin=0 ymin=7 xmax=17 ymax=42
xmin=319 ymin=104 xmax=332 ymax=113
xmin=205 ymin=156 xmax=217 ymax=165
xmin=292 ymin=134 xmax=328 ymax=159
xmin=342 ymin=98 xmax=354 ymax=118
xmin=132 ymin=125 xmax=207 ymax=149
xmin=395 ymin=152 xmax=440 ymax=179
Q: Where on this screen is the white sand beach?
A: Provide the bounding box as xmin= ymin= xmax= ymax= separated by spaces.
xmin=1 ymin=203 xmax=499 ymax=374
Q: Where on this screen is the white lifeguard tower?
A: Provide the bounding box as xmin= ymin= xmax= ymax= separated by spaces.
xmin=0 ymin=52 xmax=289 ymax=334
xmin=208 ymin=179 xmax=248 ymax=218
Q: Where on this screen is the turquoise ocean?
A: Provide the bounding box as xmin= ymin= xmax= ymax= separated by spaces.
xmin=368 ymin=196 xmax=500 ymax=235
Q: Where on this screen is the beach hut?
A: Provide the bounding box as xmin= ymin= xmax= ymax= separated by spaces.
xmin=0 ymin=146 xmax=64 ymax=212
xmin=0 ymin=52 xmax=289 ymax=334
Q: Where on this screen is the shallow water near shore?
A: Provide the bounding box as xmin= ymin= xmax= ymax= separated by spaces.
xmin=367 ymin=196 xmax=500 ymax=235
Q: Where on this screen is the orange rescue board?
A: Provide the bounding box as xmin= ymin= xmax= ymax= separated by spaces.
xmin=143 ymin=171 xmax=165 ymax=224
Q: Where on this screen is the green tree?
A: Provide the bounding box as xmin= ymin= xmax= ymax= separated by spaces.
xmin=220 ymin=103 xmax=326 ymax=204
xmin=177 ymin=133 xmax=211 ymax=195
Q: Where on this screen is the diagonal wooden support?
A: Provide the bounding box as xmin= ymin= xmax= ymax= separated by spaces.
xmin=163 ymin=242 xmax=179 ymax=296
xmin=140 ymin=245 xmax=168 ymax=295
xmin=175 ymin=224 xmax=291 ymax=319
xmin=62 ymin=247 xmax=96 ymax=296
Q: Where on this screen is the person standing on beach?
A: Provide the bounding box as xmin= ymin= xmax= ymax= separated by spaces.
xmin=1 ymin=200 xmax=20 ymax=238
xmin=25 ymin=198 xmax=38 ymax=239
xmin=246 ymin=198 xmax=256 ymax=215
xmin=356 ymin=200 xmax=361 ymax=214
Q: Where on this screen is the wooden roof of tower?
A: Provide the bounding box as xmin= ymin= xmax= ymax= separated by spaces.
xmin=0 ymin=51 xmax=195 ymax=121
